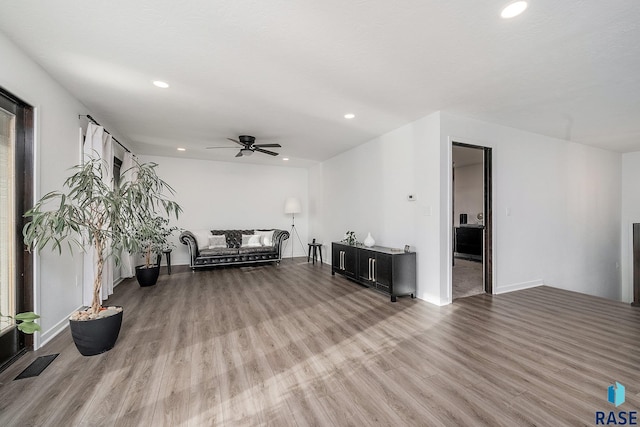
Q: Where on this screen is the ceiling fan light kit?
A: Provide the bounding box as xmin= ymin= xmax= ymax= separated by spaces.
xmin=207 ymin=135 xmax=282 ymax=157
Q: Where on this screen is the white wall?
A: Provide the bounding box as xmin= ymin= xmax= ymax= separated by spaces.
xmin=312 ymin=110 xmax=623 ymax=305
xmin=309 ymin=112 xmax=444 ymax=304
xmin=441 ymin=112 xmax=622 ymax=301
xmin=621 ymin=151 xmax=640 ymax=302
xmin=0 ymin=32 xmax=87 ymax=347
xmin=453 ymin=163 xmax=483 ymax=227
xmin=138 ymin=155 xmax=309 ymax=265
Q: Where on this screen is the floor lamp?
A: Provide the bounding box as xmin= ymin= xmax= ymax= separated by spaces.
xmin=284 ymin=197 xmax=306 ymax=258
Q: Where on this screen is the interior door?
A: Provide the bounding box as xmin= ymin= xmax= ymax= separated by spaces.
xmin=451 ymin=142 xmax=493 ymax=299
xmin=0 ymin=89 xmax=34 ymax=369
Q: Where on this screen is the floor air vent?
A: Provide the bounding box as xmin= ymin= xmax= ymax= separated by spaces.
xmin=14 ymin=354 xmax=59 ymax=380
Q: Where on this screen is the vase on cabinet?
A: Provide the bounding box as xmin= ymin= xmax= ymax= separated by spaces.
xmin=364 ymin=232 xmax=375 ymax=247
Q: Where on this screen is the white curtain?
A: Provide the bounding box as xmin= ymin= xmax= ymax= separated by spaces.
xmin=119 ymin=151 xmax=136 ymax=278
xmin=82 ymin=123 xmax=114 ymax=306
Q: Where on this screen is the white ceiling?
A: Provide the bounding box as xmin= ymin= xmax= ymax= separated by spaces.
xmin=1 ymin=0 xmax=639 ymax=167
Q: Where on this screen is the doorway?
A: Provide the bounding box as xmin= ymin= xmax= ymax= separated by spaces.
xmin=0 ymin=88 xmax=34 ymax=370
xmin=452 ymin=142 xmax=492 ymax=300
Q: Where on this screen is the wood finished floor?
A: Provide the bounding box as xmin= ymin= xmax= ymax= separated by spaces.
xmin=1 ymin=258 xmax=640 ymax=426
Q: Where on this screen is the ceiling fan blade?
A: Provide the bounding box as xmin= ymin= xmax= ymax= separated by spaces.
xmin=253 ymin=143 xmax=282 ymax=148
xmin=227 ymin=138 xmax=245 ymax=147
xmin=235 ymin=150 xmax=243 ymax=157
xmin=206 ymin=146 xmax=237 ymax=149
xmin=254 ymin=147 xmax=279 ymax=156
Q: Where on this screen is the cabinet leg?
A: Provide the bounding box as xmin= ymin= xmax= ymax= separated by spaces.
xmin=391 ymin=295 xmax=397 ymax=302
xmin=411 ymin=293 xmax=415 ymax=299
xmin=331 ymin=270 xmax=335 ymax=276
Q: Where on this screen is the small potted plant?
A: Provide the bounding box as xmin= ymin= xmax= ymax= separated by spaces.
xmin=0 ymin=311 xmax=41 ymax=334
xmin=23 ymin=156 xmax=181 ymax=356
xmin=132 ymin=216 xmax=178 ymax=287
xmin=342 ymin=231 xmax=359 ymax=246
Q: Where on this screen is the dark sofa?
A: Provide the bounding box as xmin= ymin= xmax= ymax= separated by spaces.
xmin=179 ymin=229 xmax=289 ymax=269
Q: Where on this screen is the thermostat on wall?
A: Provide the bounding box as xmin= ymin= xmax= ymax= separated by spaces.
xmin=407 ymin=194 xmax=416 ymax=201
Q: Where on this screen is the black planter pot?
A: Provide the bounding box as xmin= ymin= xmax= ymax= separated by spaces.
xmin=135 ymin=264 xmax=160 ymax=287
xmin=69 ymin=308 xmax=123 ymax=356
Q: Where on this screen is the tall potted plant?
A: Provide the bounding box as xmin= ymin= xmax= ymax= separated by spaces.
xmin=133 ymin=216 xmax=178 ymax=287
xmin=22 ymin=156 xmax=181 ymax=355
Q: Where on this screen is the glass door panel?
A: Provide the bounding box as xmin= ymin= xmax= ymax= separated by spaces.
xmin=0 ymin=106 xmax=15 ymax=336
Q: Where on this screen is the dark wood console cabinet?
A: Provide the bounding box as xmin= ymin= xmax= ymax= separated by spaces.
xmin=331 ymin=243 xmax=358 ymax=279
xmin=332 ymin=242 xmax=416 ymax=302
xmin=454 ymin=226 xmax=483 ymax=261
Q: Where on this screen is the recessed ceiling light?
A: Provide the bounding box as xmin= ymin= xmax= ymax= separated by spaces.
xmin=153 ymin=80 xmax=170 ymax=88
xmin=501 ymin=1 xmax=527 ymax=18
xmin=177 ymin=147 xmax=186 ymax=151
xmin=344 ymin=113 xmax=355 ymax=119
xmin=282 ymin=157 xmax=289 ymax=161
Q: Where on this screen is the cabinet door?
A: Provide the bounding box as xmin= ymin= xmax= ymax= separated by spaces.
xmin=375 ymin=253 xmax=393 ymax=291
xmin=455 ymin=228 xmax=482 ymax=256
xmin=332 ymin=243 xmax=342 ymax=270
xmin=358 ymin=250 xmax=375 ymax=285
xmin=343 ymin=245 xmax=358 ymax=278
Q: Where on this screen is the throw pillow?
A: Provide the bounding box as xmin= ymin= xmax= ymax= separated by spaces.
xmin=255 ymin=229 xmax=275 ymax=246
xmin=192 ymin=230 xmax=212 ymax=251
xmin=208 ymin=235 xmax=227 ymax=249
xmin=241 ymin=234 xmax=262 ymax=247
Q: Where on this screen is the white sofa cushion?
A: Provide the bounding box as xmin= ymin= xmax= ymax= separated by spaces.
xmin=241 ymin=234 xmax=262 ymax=247
xmin=255 ymin=229 xmax=275 ymax=246
xmin=208 ymin=235 xmax=227 ymax=249
xmin=192 ymin=230 xmax=212 ymax=251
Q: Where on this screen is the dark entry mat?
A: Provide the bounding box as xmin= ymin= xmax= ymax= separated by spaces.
xmin=14 ymin=354 xmax=59 ymax=380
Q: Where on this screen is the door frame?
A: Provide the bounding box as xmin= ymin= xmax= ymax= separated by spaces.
xmin=449 ymin=140 xmax=493 ymax=298
xmin=0 ymin=87 xmax=34 ymax=371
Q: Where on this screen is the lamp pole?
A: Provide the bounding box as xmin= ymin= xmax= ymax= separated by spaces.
xmin=289 ymin=212 xmax=305 ymax=258
xmin=284 ymin=197 xmax=305 ymax=258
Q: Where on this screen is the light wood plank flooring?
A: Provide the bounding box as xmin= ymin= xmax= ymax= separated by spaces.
xmin=1 ymin=258 xmax=640 ymax=426
xmin=452 ymin=258 xmax=483 ymax=300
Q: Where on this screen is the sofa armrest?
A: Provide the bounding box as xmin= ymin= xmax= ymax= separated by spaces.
xmin=272 ymin=229 xmax=290 ymax=260
xmin=179 ymin=231 xmax=199 ymax=267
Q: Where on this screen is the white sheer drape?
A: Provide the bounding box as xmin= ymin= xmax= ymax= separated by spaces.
xmin=82 ymin=122 xmax=114 ymax=306
xmin=119 ymin=151 xmax=136 ymax=278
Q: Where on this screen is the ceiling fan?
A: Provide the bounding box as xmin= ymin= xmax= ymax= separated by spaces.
xmin=206 ymin=135 xmax=281 ymax=157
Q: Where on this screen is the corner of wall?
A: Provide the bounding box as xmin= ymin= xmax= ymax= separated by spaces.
xmin=35 ymin=305 xmax=82 ymax=350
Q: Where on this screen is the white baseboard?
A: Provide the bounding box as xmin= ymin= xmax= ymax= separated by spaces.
xmin=36 ymin=305 xmax=83 ymax=350
xmin=416 ymin=293 xmax=448 ymax=306
xmin=494 ymin=279 xmax=543 ymax=295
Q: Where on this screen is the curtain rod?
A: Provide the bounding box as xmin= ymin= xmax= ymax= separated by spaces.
xmin=78 ymin=114 xmax=132 ymax=154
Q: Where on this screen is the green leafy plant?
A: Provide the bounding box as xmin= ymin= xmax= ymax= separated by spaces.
xmin=22 ymin=156 xmax=182 ymax=315
xmin=132 ymin=216 xmax=179 ymax=269
xmin=342 ymin=231 xmax=359 ymax=246
xmin=0 ymin=311 xmax=41 ymax=334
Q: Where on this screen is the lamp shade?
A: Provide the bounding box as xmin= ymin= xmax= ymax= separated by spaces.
xmin=284 ymin=197 xmax=301 ymax=214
